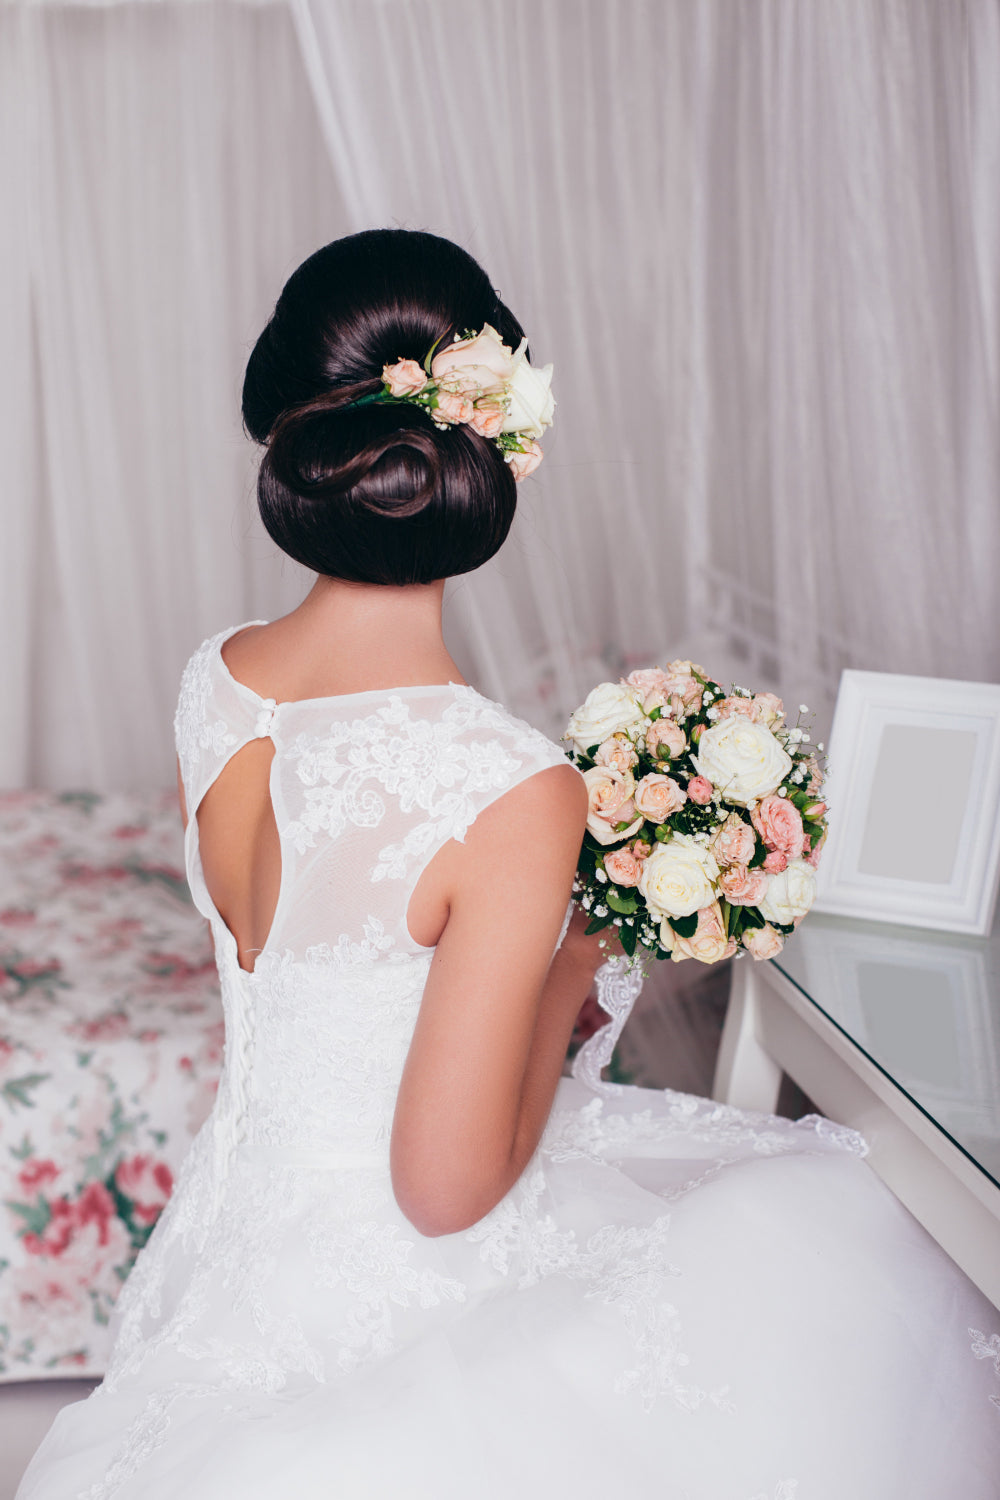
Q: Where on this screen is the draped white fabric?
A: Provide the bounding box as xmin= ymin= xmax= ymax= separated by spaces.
xmin=2 ymin=0 xmax=998 ymax=789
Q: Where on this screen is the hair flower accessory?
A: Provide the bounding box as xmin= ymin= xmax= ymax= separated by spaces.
xmin=374 ymin=324 xmax=554 ymax=479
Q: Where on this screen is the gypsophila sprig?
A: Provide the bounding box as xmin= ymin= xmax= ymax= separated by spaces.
xmin=563 ymin=664 xmax=829 ymax=965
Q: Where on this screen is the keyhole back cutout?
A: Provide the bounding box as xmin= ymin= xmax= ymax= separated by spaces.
xmin=196 ymin=737 xmax=281 ymax=974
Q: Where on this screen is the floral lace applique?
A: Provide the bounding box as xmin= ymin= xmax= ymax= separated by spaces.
xmin=173 ymin=630 xmax=239 ymax=794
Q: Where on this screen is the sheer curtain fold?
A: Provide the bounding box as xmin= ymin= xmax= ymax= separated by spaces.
xmin=2 ymin=0 xmax=998 ymax=788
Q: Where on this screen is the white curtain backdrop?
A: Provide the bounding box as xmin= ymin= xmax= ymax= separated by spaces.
xmin=2 ymin=0 xmax=998 ymax=789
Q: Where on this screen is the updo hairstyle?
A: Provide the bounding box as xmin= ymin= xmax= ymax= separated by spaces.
xmin=242 ymin=230 xmax=526 ymax=585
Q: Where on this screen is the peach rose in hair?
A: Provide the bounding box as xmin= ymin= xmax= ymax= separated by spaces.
xmin=468 ymin=400 xmax=506 ymax=439
xmin=434 ymin=388 xmax=475 ymax=425
xmin=751 ymin=795 xmax=805 ymax=861
xmin=430 ymin=324 xmax=515 ymax=395
xmin=382 ymin=358 xmax=428 ymax=398
xmin=506 ymin=441 xmax=544 ymax=480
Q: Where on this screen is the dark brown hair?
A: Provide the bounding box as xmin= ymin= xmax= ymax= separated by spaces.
xmin=242 ymin=230 xmax=527 ymax=584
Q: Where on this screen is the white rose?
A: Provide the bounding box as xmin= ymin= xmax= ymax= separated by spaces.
xmin=638 ymin=833 xmax=720 ymax=919
xmin=502 ymin=338 xmax=555 ymax=439
xmin=757 ymin=859 xmax=817 ymax=926
xmin=692 ymin=718 xmax=792 ymax=807
xmin=565 ymin=683 xmax=646 ymax=756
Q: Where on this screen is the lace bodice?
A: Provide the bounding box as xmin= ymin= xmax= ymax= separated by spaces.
xmin=172 ymin=622 xmax=571 ymax=1168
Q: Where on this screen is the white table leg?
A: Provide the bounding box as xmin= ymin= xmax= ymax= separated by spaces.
xmin=712 ymin=958 xmax=783 ymax=1111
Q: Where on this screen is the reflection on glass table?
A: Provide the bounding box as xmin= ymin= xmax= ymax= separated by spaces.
xmin=774 ymin=911 xmax=1000 ymax=1190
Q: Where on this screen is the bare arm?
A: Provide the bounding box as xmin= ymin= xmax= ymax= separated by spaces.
xmin=390 ymin=764 xmax=605 ymax=1238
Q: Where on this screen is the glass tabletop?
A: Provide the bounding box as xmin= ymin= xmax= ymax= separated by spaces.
xmin=773 ymin=908 xmax=1000 ymax=1191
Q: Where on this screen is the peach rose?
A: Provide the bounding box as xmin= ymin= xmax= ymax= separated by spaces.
xmin=603 ymin=848 xmax=643 ymax=887
xmin=468 ymin=399 xmax=506 ymax=439
xmin=714 ymin=695 xmax=757 ymax=721
xmin=434 ymin=388 xmax=475 ymax=425
xmin=711 ymin=812 xmax=756 ymax=868
xmin=595 ymin=732 xmax=639 ymax=774
xmin=687 ymin=775 xmax=713 ymax=805
xmin=671 ymin=902 xmax=737 ymax=965
xmin=742 ymin=924 xmax=785 ymax=960
xmin=506 ymin=440 xmax=544 ymax=480
xmin=631 ymin=838 xmax=652 ymax=861
xmin=624 ymin=668 xmax=674 ymax=711
xmin=646 ymin=718 xmax=687 ymax=760
xmin=382 ymin=358 xmax=427 ymax=398
xmin=581 ymin=766 xmax=643 ymax=846
xmin=663 ymin=661 xmax=703 ymax=714
xmin=633 ymin=773 xmax=687 ymax=822
xmin=751 ymin=795 xmax=805 ymax=860
xmin=753 ymin=692 xmax=785 ymax=727
xmin=763 ymin=850 xmax=787 ymax=874
xmin=718 ymin=864 xmax=769 ymax=906
xmin=430 ymin=324 xmax=514 ymax=395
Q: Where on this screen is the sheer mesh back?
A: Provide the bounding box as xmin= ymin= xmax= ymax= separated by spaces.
xmin=174 ymin=624 xmax=571 ymax=968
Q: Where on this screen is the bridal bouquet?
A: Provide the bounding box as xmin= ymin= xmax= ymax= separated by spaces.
xmin=563 ymin=663 xmax=828 ymax=964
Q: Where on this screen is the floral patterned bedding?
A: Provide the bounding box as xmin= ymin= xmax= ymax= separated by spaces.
xmin=0 ymin=790 xmax=221 ymax=1382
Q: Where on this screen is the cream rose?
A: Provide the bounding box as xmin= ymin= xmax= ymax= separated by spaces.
xmin=753 ymin=692 xmax=785 ymax=727
xmin=742 ymin=924 xmax=785 ymax=960
xmin=502 ymin=339 xmax=555 ymax=439
xmin=692 ymin=719 xmax=792 ymax=806
xmin=565 ymin=683 xmax=647 ymax=756
xmin=757 ymin=858 xmax=817 ymax=926
xmin=646 ymin=718 xmax=687 ymax=760
xmin=633 ymin=773 xmax=687 ymax=822
xmin=638 ymin=833 xmax=720 ymax=919
xmin=582 ymin=766 xmax=642 ymax=846
xmin=594 ymin=732 xmax=639 ymax=774
xmin=430 ymin=324 xmax=514 ymax=395
xmin=671 ymin=902 xmax=737 ymax=965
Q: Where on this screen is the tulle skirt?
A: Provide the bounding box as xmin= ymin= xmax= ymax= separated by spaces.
xmin=17 ymin=1078 xmax=1000 ymax=1500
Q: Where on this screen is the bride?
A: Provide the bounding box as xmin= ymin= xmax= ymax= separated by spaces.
xmin=18 ymin=229 xmax=999 ymax=1499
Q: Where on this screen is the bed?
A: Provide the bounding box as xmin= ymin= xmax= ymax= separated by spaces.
xmin=0 ymin=790 xmax=221 ymax=1382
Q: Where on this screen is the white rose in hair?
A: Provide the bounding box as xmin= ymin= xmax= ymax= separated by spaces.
xmin=757 ymin=859 xmax=817 ymax=926
xmin=503 ymin=339 xmax=555 ymax=439
xmin=692 ymin=718 xmax=792 ymax=807
xmin=565 ymin=683 xmax=646 ymax=755
xmin=638 ymin=834 xmax=720 ymax=920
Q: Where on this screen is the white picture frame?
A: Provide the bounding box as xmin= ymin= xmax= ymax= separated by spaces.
xmin=813 ymin=670 xmax=1000 ymax=935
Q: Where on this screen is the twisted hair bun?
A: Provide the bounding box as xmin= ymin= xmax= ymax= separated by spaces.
xmin=242 ymin=230 xmax=526 ymax=585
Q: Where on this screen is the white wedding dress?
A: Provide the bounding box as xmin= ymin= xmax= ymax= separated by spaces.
xmin=18 ymin=623 xmax=1000 ymax=1500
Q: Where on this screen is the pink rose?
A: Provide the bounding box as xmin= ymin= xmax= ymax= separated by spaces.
xmin=430 ymin=324 xmax=515 ymax=395
xmin=434 ymin=389 xmax=475 ymax=426
xmin=115 ymin=1155 xmax=174 ymax=1225
xmin=743 ymin=924 xmax=785 ymax=960
xmin=633 ymin=773 xmax=687 ymax=822
xmin=595 ymin=733 xmax=639 ymax=774
xmin=645 ymin=718 xmax=687 ymax=760
xmin=687 ymin=775 xmax=713 ymax=805
xmin=624 ymin=668 xmax=673 ymax=712
xmin=763 ymin=850 xmax=788 ymax=874
xmin=581 ymin=766 xmax=643 ymax=846
xmin=506 ymin=440 xmax=544 ymax=480
xmin=803 ymin=801 xmax=827 ymax=820
xmin=468 ymin=400 xmax=505 ymax=439
xmin=714 ymin=695 xmax=757 ymax=721
xmin=603 ymin=849 xmax=643 ymax=888
xmin=663 ymin=663 xmax=703 ymax=714
xmin=718 ymin=865 xmax=770 ymax=905
xmin=806 ymin=830 xmax=827 ymax=869
xmin=382 ymin=358 xmax=428 ymax=398
xmin=631 ymin=838 xmax=652 ymax=861
xmin=671 ymin=903 xmax=737 ymax=965
xmin=752 ymin=795 xmax=805 ymax=860
xmin=711 ymin=812 xmax=756 ymax=868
